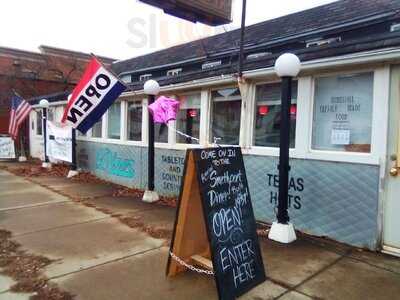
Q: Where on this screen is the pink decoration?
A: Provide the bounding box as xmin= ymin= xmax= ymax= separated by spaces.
xmin=148 ymin=96 xmax=180 ymax=124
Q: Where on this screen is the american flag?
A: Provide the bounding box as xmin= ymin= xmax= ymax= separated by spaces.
xmin=8 ymin=95 xmax=32 ymax=140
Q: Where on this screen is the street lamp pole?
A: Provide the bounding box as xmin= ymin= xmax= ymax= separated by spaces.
xmin=39 ymin=99 xmax=51 ymax=169
xmin=268 ymin=53 xmax=301 ymax=244
xmin=277 ymin=76 xmax=292 ymax=225
xmin=143 ymin=79 xmax=160 ymax=203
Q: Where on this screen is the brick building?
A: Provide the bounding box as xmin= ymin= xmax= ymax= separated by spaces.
xmin=0 ymin=45 xmax=115 ymax=151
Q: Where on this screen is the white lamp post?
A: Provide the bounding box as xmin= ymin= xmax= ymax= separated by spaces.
xmin=144 ymin=79 xmax=160 ymax=96
xmin=268 ymin=53 xmax=301 ymax=244
xmin=39 ymin=99 xmax=51 ymax=168
xmin=274 ymin=53 xmax=301 ymax=78
xmin=143 ymin=79 xmax=160 ymax=203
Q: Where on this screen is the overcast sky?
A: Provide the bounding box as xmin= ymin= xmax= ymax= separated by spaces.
xmin=0 ymin=0 xmax=336 ymax=60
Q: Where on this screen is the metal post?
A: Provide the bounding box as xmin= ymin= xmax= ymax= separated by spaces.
xmin=71 ymin=129 xmax=77 ymax=171
xmin=238 ymin=0 xmax=247 ymax=77
xmin=148 ymin=94 xmax=155 ymax=191
xmin=67 ymin=128 xmax=79 ymax=178
xmin=277 ymin=77 xmax=292 ymax=224
xmin=186 ymin=112 xmax=193 ymax=144
xmin=42 ymin=107 xmax=49 ymax=164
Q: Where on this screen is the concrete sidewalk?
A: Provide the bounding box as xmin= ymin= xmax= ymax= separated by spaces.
xmin=1 ymin=164 xmax=400 ymax=300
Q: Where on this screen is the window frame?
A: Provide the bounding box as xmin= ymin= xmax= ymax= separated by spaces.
xmin=89 ymin=115 xmax=104 ymax=140
xmin=173 ymin=92 xmax=202 ymax=147
xmin=125 ymin=98 xmax=145 ymax=145
xmin=167 ymin=68 xmax=183 ymax=77
xmin=303 ymin=67 xmax=389 ymax=165
xmin=250 ymin=79 xmax=299 ymax=150
xmin=243 ymin=66 xmax=389 ymax=165
xmin=310 ymin=71 xmax=374 ymax=154
xmin=106 ymin=101 xmax=122 ymax=140
xmin=139 ymin=74 xmax=152 ymax=82
xmin=35 ymin=110 xmax=43 ymax=136
xmin=209 ymin=86 xmax=243 ymax=146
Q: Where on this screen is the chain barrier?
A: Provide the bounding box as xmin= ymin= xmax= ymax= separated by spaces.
xmin=169 ymin=251 xmax=214 ymax=276
xmin=166 ymin=123 xmax=223 ymax=148
xmin=166 ymin=123 xmax=200 ymax=143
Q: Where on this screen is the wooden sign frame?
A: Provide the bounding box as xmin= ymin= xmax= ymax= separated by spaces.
xmin=167 ymin=150 xmax=212 ymax=276
xmin=167 ymin=148 xmax=266 ymax=300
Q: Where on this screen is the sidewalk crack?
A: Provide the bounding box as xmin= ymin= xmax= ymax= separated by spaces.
xmin=273 ymin=253 xmax=348 ymax=300
xmin=48 ymin=246 xmax=164 ymax=280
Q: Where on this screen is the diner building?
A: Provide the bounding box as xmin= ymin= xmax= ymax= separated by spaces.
xmin=29 ymin=0 xmax=400 ymax=254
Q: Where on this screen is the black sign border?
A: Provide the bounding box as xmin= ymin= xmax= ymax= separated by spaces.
xmin=193 ymin=147 xmax=267 ymax=300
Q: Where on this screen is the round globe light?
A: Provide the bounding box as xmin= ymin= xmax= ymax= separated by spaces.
xmin=144 ymin=79 xmax=160 ymax=95
xmin=39 ymin=99 xmax=49 ymax=108
xmin=274 ymin=53 xmax=301 ymax=78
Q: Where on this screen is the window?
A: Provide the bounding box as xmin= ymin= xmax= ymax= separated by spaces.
xmin=92 ymin=119 xmax=102 ymax=138
xmin=391 ymin=23 xmax=400 ymax=32
xmin=36 ymin=110 xmax=43 ymax=135
xmin=121 ymin=74 xmax=132 ymax=83
xmin=107 ymin=102 xmax=121 ymax=139
xmin=254 ymin=81 xmax=298 ymax=148
xmin=312 ymin=72 xmax=373 ymax=153
xmin=139 ymin=74 xmax=152 ymax=82
xmin=167 ymin=68 xmax=182 ymax=77
xmin=202 ymin=61 xmax=222 ymax=70
xmin=127 ymin=101 xmax=142 ymax=141
xmin=306 ymin=37 xmax=341 ymax=48
xmin=155 ymin=124 xmax=168 ymax=143
xmin=47 ymin=108 xmax=55 ymax=122
xmin=176 ymin=93 xmax=201 ymax=144
xmin=211 ymin=88 xmax=241 ymax=145
xmin=247 ymin=52 xmax=271 ymax=60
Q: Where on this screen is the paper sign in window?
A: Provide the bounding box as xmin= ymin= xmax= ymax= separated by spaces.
xmin=331 ymin=129 xmax=350 ymax=145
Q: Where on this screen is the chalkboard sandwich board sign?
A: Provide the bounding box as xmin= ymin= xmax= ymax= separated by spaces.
xmin=167 ymin=147 xmax=266 ymax=300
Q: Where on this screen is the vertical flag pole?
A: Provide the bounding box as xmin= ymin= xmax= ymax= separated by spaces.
xmin=71 ymin=129 xmax=77 ymax=171
xmin=238 ymin=0 xmax=247 ymax=78
xmin=10 ymin=90 xmax=29 ymax=162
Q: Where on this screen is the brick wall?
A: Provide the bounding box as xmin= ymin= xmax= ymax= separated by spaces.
xmin=0 ymin=46 xmax=115 ymax=154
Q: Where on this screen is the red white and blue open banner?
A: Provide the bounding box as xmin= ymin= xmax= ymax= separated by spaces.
xmin=61 ymin=58 xmax=126 ymax=134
